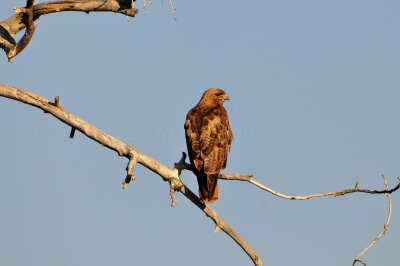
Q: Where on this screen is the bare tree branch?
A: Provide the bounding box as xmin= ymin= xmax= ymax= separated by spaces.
xmin=218 ymin=173 xmax=400 ymax=199
xmin=168 ymin=0 xmax=176 ymax=21
xmin=0 ymin=0 xmax=138 ymax=61
xmin=1 ymin=83 xmax=398 ymax=266
xmin=118 ymin=117 xmax=399 ymax=266
xmin=5 ymin=0 xmax=38 ymax=62
xmin=0 ymin=84 xmax=263 ymax=266
xmin=353 ymin=175 xmax=392 ymax=266
xmin=217 ymin=166 xmax=399 ymax=266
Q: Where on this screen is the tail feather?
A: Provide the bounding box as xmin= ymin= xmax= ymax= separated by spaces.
xmin=197 ymin=172 xmax=219 ymax=203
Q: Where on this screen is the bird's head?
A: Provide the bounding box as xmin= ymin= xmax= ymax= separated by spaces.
xmin=201 ymin=88 xmax=230 ymax=105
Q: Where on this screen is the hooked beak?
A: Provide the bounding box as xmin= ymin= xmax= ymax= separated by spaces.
xmin=221 ymin=94 xmax=230 ymax=101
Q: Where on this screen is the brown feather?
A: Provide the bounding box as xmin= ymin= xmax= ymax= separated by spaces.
xmin=184 ymin=89 xmax=233 ymax=203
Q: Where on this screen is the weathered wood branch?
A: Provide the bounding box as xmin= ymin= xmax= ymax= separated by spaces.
xmin=0 ymin=0 xmax=138 ymax=62
xmin=158 ymin=130 xmax=399 ymax=265
xmin=0 ymin=84 xmax=263 ymax=266
xmin=217 ymin=160 xmax=399 ymax=266
xmin=5 ymin=0 xmax=38 ymax=62
xmin=218 ymin=172 xmax=400 ymax=200
xmin=177 ymin=158 xmax=399 ymax=199
xmin=353 ymin=175 xmax=392 ymax=266
xmin=1 ymin=83 xmax=398 ymax=266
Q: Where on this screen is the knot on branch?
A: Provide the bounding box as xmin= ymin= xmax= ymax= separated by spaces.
xmin=123 ymin=150 xmax=138 ymax=189
xmin=54 ymin=96 xmax=62 ymax=108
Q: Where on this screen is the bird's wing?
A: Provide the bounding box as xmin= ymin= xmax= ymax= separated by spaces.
xmin=199 ymin=107 xmax=233 ymax=175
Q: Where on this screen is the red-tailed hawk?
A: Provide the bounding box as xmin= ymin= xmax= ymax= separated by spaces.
xmin=184 ymin=89 xmax=233 ymax=203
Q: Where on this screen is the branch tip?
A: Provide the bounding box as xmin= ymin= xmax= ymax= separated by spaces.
xmin=169 ymin=176 xmax=183 ymax=207
xmin=169 ymin=0 xmax=176 ymax=21
xmin=54 ymin=96 xmax=62 ymax=108
xmin=213 ymin=225 xmax=220 ymax=233
xmin=14 ymin=7 xmax=23 ymax=13
xmin=170 ymin=185 xmax=177 ymax=206
xmin=69 ymin=127 xmax=76 ymax=138
xmin=353 ymin=174 xmax=392 ymax=265
xmin=123 ymin=151 xmax=138 ymax=188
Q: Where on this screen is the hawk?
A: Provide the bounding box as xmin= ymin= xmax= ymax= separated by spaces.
xmin=184 ymin=89 xmax=233 ymax=203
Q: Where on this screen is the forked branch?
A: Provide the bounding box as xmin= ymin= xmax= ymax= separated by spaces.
xmin=0 ymin=0 xmax=138 ymax=62
xmin=1 ymin=84 xmax=398 ymax=266
xmin=0 ymin=84 xmax=262 ymax=266
xmin=6 ymin=0 xmax=38 ymax=62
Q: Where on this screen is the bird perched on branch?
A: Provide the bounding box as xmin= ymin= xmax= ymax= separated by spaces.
xmin=184 ymin=89 xmax=233 ymax=203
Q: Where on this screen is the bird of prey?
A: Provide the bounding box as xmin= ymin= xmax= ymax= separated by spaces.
xmin=184 ymin=89 xmax=233 ymax=203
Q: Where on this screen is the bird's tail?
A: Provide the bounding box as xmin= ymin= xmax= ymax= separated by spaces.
xmin=197 ymin=172 xmax=219 ymax=203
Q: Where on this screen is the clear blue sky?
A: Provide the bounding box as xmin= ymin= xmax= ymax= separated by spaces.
xmin=1 ymin=1 xmax=399 ymax=265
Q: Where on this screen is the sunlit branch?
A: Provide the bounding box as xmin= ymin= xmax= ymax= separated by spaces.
xmin=353 ymin=175 xmax=392 ymax=266
xmin=0 ymin=84 xmax=263 ymax=266
xmin=0 ymin=0 xmax=138 ymax=62
xmin=217 ymin=172 xmax=400 ymax=199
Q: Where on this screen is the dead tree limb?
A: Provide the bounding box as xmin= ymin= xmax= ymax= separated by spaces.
xmin=353 ymin=175 xmax=392 ymax=266
xmin=0 ymin=0 xmax=138 ymax=62
xmin=5 ymin=0 xmax=38 ymax=62
xmin=175 ymin=160 xmax=400 ymax=199
xmin=1 ymin=83 xmax=398 ymax=266
xmin=0 ymin=84 xmax=263 ymax=266
xmin=218 ymin=173 xmax=400 ymax=199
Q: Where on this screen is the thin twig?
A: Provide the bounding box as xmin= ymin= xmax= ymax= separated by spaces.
xmin=69 ymin=127 xmax=76 ymax=138
xmin=353 ymin=175 xmax=392 ymax=266
xmin=218 ymin=173 xmax=400 ymax=199
xmin=143 ymin=0 xmax=153 ymax=15
xmin=169 ymin=0 xmax=176 ymax=21
xmin=174 ymin=154 xmax=399 ymax=265
xmin=123 ymin=150 xmax=138 ymax=189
